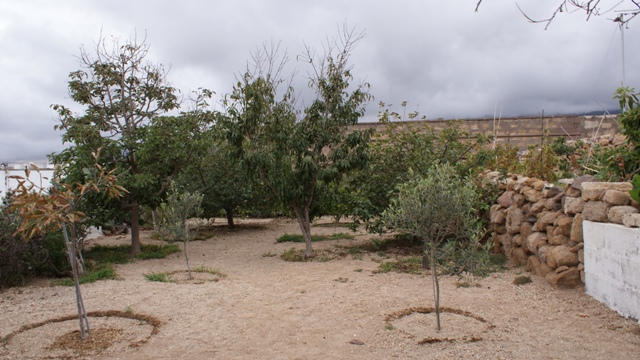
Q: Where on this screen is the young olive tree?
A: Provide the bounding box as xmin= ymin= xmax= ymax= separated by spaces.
xmin=52 ymin=33 xmax=180 ymax=256
xmin=10 ymin=154 xmax=126 ymax=340
xmin=383 ymin=164 xmax=481 ymax=332
xmin=157 ymin=184 xmax=203 ymax=280
xmin=225 ymin=28 xmax=373 ymax=258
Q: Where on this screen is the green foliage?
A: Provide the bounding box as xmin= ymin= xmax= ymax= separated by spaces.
xmin=383 ymin=165 xmax=481 ymax=248
xmin=276 ymin=232 xmax=353 ymax=243
xmin=156 ymin=184 xmax=203 ymax=243
xmin=52 ymin=264 xmax=116 ymax=286
xmin=83 ymin=244 xmax=180 ymax=263
xmin=224 ymin=30 xmax=373 ymax=257
xmin=383 ymin=164 xmax=483 ymax=331
xmin=374 ymin=257 xmax=423 ymax=274
xmin=144 ymin=272 xmax=174 ymax=283
xmin=0 ymin=196 xmax=70 ymax=288
xmin=631 ymin=174 xmax=640 ymax=203
xmin=344 ymin=109 xmax=491 ymax=234
xmin=276 ymin=233 xmax=324 ymax=243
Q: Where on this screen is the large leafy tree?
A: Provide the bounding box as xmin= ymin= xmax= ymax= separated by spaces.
xmin=225 ymin=29 xmax=373 ymax=258
xmin=52 ymin=34 xmax=193 ymax=255
xmin=178 ymin=128 xmax=254 ymax=228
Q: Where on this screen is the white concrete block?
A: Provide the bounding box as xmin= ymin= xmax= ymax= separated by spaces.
xmin=584 ymin=221 xmax=640 ymax=321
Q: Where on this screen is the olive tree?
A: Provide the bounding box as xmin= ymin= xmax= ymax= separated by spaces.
xmin=383 ymin=164 xmax=481 ymax=331
xmin=157 ymin=183 xmax=203 ymax=280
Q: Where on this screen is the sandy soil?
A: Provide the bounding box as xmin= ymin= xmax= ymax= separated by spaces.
xmin=1 ymin=218 xmax=639 ymax=359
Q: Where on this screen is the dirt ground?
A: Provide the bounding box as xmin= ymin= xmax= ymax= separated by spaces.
xmin=1 ymin=218 xmax=639 ymax=359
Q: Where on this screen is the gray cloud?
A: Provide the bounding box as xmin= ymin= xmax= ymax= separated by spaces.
xmin=1 ymin=0 xmax=638 ymax=161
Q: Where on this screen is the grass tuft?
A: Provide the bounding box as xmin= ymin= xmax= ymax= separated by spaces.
xmin=513 ymin=275 xmax=532 ymax=285
xmin=281 ymin=247 xmax=306 ymax=262
xmin=144 ymin=272 xmax=174 ymax=283
xmin=276 ymin=232 xmax=355 ymax=243
xmin=51 ymin=264 xmax=117 ymax=286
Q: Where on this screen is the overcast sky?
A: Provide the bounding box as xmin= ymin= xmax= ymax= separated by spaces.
xmin=1 ymin=0 xmax=638 ymax=162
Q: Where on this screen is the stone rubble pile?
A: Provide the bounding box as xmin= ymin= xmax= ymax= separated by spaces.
xmin=485 ymin=172 xmax=639 ymax=289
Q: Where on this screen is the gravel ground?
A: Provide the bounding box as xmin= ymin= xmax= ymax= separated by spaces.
xmin=1 ymin=217 xmax=639 ymax=359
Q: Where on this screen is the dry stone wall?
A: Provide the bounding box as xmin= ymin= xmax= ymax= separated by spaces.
xmin=487 ymin=172 xmax=639 ymax=289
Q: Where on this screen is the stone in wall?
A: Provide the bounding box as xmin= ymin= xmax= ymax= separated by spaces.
xmin=603 ymin=189 xmax=631 ymax=206
xmin=530 ymin=200 xmax=546 ymax=216
xmin=570 ymin=214 xmax=583 ymax=243
xmin=497 ymin=191 xmax=515 ymax=208
xmin=544 ymin=196 xmax=562 ymax=211
xmin=490 ymin=204 xmax=506 ymax=224
xmin=582 ymin=201 xmax=611 ymax=222
xmin=543 ymin=185 xmax=563 ymax=199
xmin=571 ymin=174 xmax=597 ymax=190
xmin=546 ymin=266 xmax=581 ymax=288
xmin=554 ymin=216 xmax=573 ymax=237
xmin=582 ymin=182 xmax=632 ymax=201
xmin=520 ymin=222 xmax=533 ymax=241
xmin=546 ymin=245 xmax=579 ymax=268
xmin=506 ymin=207 xmax=525 ymax=234
xmin=523 ymin=187 xmax=544 ymax=203
xmin=526 ymin=232 xmax=547 ymax=255
xmin=499 ymin=233 xmax=514 ymax=253
xmin=564 ymin=196 xmax=585 ymax=215
xmin=622 ymin=213 xmax=640 ymax=228
xmin=607 ymin=205 xmax=639 ymax=225
xmin=509 ymin=247 xmax=529 ymax=266
xmin=527 ymin=255 xmax=552 ymax=277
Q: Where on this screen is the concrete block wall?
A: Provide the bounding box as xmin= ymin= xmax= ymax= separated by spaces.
xmin=352 ymin=114 xmax=619 ymax=150
xmin=584 ymin=221 xmax=640 ymax=321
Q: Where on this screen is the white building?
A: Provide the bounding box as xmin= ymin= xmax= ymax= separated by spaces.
xmin=0 ymin=162 xmax=55 ymax=198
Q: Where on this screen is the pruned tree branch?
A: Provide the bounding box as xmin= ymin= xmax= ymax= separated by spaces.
xmin=476 ymin=0 xmax=640 ymax=28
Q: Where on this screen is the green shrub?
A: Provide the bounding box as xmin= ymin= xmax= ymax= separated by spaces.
xmin=276 ymin=233 xmax=324 ymax=243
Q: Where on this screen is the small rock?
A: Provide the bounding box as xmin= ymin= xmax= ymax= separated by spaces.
xmin=349 ymin=339 xmax=365 ymax=345
xmin=506 ymin=207 xmax=525 ymax=234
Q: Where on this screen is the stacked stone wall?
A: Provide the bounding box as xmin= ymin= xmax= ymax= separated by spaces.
xmin=487 ymin=172 xmax=639 ymax=288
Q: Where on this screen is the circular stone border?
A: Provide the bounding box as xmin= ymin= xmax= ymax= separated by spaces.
xmin=385 ymin=306 xmax=495 ymax=344
xmin=0 ymin=310 xmax=162 ymax=348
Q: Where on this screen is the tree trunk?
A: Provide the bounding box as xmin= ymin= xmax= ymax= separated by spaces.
xmin=225 ymin=208 xmax=235 ymax=229
xmin=184 ymin=240 xmax=191 ymax=280
xmin=130 ymin=202 xmax=141 ymax=256
xmin=63 ymin=224 xmax=91 ymax=340
xmin=431 ymin=245 xmax=441 ymax=332
xmin=421 ymin=239 xmax=428 ymax=270
xmin=293 ymin=206 xmax=313 ymax=258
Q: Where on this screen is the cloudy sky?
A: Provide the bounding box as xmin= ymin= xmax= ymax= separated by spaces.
xmin=1 ymin=0 xmax=638 ymax=162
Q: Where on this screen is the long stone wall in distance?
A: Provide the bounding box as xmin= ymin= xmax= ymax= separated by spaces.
xmin=352 ymin=114 xmax=619 ymax=149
